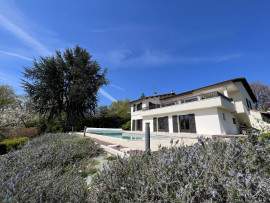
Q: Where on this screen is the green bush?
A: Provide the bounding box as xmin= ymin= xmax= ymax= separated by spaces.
xmin=0 ymin=133 xmax=102 ymax=202
xmin=0 ymin=137 xmax=29 ymax=153
xmin=91 ymin=135 xmax=270 ymax=202
xmin=122 ymin=120 xmax=131 ymax=130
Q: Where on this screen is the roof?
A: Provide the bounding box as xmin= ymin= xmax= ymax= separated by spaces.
xmin=130 ymin=92 xmax=175 ymax=104
xmin=162 ymin=78 xmax=257 ymax=102
xmin=130 ymin=77 xmax=257 ymax=103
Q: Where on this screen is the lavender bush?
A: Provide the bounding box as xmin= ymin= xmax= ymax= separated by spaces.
xmin=91 ymin=135 xmax=270 ymax=202
xmin=0 ymin=133 xmax=102 ymax=202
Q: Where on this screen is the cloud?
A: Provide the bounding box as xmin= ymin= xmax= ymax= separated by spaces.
xmin=110 ymin=84 xmax=125 ymax=91
xmin=0 ymin=14 xmax=52 ymax=55
xmin=102 ymin=48 xmax=242 ymax=68
xmin=0 ymin=50 xmax=32 ymax=61
xmin=99 ymin=88 xmax=117 ymax=102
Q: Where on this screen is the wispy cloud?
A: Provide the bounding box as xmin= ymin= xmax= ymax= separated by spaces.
xmin=102 ymin=48 xmax=242 ymax=68
xmin=0 ymin=50 xmax=32 ymax=61
xmin=110 ymin=84 xmax=125 ymax=91
xmin=0 ymin=14 xmax=52 ymax=55
xmin=99 ymin=88 xmax=117 ymax=102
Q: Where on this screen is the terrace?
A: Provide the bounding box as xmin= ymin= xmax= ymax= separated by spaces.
xmin=140 ymin=91 xmax=235 ymax=116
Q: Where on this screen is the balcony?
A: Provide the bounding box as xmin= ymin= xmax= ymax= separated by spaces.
xmin=141 ymin=91 xmax=235 ymax=116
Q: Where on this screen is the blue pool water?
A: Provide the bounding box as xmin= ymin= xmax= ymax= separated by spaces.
xmin=91 ymin=133 xmax=168 ymax=140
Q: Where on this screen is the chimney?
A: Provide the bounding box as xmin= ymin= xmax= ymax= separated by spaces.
xmin=171 ymin=91 xmax=174 ymax=94
xmin=154 ymin=92 xmax=157 ymax=96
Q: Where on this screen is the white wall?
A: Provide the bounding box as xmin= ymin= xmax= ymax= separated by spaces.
xmin=140 ymin=108 xmax=224 ymax=135
xmin=217 ymin=108 xmax=239 ymax=135
xmin=234 ymin=81 xmax=255 ymax=110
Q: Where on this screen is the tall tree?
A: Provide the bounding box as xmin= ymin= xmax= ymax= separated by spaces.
xmin=22 ymin=46 xmax=109 ymax=132
xmin=250 ymin=81 xmax=270 ymax=111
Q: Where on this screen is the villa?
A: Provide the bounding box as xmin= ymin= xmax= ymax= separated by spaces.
xmin=130 ymin=78 xmax=270 ymax=137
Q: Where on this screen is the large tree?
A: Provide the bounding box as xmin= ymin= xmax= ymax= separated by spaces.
xmin=250 ymin=81 xmax=270 ymax=111
xmin=22 ymin=46 xmax=109 ymax=132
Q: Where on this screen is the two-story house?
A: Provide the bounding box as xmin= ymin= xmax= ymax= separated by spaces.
xmin=130 ymin=78 xmax=269 ymax=136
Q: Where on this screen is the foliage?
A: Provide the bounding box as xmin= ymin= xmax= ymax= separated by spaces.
xmin=0 ymin=85 xmax=17 ymax=140
xmin=0 ymin=137 xmax=29 ymax=154
xmin=109 ymin=98 xmax=131 ymax=121
xmin=0 ymin=85 xmax=16 ymax=111
xmin=91 ymin=136 xmax=270 ymax=202
xmin=0 ymin=133 xmax=102 ymax=202
xmin=0 ymin=86 xmax=36 ymax=141
xmin=250 ymin=81 xmax=270 ymax=110
xmin=85 ymin=99 xmax=131 ymax=130
xmin=22 ymin=46 xmax=109 ymax=132
xmin=7 ymin=128 xmax=39 ymax=139
xmin=106 ymin=156 xmax=117 ymax=161
xmin=122 ymin=120 xmax=131 ymax=130
xmin=25 ymin=117 xmax=63 ymax=134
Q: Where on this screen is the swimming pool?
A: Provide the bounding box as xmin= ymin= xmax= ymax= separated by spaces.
xmin=91 ymin=133 xmax=169 ymax=140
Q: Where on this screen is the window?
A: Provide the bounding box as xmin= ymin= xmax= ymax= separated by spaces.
xmin=137 ymin=103 xmax=142 ymax=111
xmin=136 ymin=119 xmax=143 ymax=131
xmin=223 ymin=113 xmax=226 ymax=120
xmin=153 ymin=118 xmax=157 ymax=132
xmin=232 ymin=118 xmax=236 ymax=124
xmin=158 ymin=116 xmax=169 ymax=132
xmin=133 ymin=104 xmax=136 ymax=112
xmin=248 ymin=100 xmax=252 ymax=109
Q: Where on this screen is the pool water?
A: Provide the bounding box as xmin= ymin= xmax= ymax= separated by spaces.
xmin=91 ymin=133 xmax=168 ymax=140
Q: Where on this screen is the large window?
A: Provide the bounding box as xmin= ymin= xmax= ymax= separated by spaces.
xmin=172 ymin=115 xmax=178 ymax=133
xmin=158 ymin=116 xmax=169 ymax=132
xmin=179 ymin=114 xmax=196 ymax=133
xmin=136 ymin=119 xmax=143 ymax=131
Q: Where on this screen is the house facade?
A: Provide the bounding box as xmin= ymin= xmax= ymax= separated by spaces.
xmin=130 ymin=78 xmax=270 ymax=136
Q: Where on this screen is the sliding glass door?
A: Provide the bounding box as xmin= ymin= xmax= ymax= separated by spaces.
xmin=179 ymin=114 xmax=196 ymax=133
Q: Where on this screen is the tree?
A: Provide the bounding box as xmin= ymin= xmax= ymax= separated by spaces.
xmin=109 ymin=98 xmax=131 ymax=121
xmin=22 ymin=46 xmax=109 ymax=132
xmin=0 ymin=85 xmax=16 ymax=111
xmin=250 ymin=81 xmax=270 ymax=111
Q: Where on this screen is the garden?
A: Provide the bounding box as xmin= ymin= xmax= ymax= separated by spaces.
xmin=0 ymin=133 xmax=269 ymax=202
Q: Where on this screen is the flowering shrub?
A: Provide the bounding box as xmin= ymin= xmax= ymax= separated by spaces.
xmin=91 ymin=135 xmax=270 ymax=202
xmin=7 ymin=127 xmax=39 ymax=139
xmin=0 ymin=133 xmax=102 ymax=202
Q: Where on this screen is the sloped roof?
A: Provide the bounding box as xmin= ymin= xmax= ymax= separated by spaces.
xmin=162 ymin=78 xmax=257 ymax=102
xmin=130 ymin=78 xmax=257 ymax=103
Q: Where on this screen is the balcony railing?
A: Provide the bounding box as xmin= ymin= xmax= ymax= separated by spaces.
xmin=142 ymin=91 xmax=233 ymax=111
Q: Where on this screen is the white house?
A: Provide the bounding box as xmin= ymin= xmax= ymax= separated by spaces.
xmin=130 ymin=78 xmax=270 ymax=136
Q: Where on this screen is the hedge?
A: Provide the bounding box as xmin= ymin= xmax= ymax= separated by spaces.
xmin=0 ymin=137 xmax=29 ymax=154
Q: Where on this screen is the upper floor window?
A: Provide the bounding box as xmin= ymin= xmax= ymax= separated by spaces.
xmin=133 ymin=104 xmax=136 ymax=112
xmin=137 ymin=102 xmax=142 ymax=111
xmin=246 ymin=98 xmax=253 ymax=109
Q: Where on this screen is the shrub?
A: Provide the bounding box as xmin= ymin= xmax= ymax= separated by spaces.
xmin=0 ymin=133 xmax=102 ymax=202
xmin=91 ymin=135 xmax=270 ymax=202
xmin=7 ymin=127 xmax=39 ymax=139
xmin=106 ymin=156 xmax=117 ymax=161
xmin=0 ymin=137 xmax=29 ymax=153
xmin=122 ymin=120 xmax=131 ymax=130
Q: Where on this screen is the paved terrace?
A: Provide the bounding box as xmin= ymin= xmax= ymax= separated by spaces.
xmin=76 ymin=131 xmax=199 ymax=152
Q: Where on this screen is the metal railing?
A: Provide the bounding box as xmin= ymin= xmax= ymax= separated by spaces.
xmin=142 ymin=91 xmax=232 ymax=111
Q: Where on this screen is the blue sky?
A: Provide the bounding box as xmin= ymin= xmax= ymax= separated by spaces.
xmin=0 ymin=1 xmax=269 ymax=106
